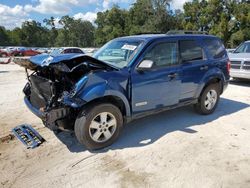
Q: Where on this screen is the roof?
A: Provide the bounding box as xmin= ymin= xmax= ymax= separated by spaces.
xmin=59 ymin=47 xmax=82 ymax=49
xmin=116 ymin=34 xmax=218 ymax=42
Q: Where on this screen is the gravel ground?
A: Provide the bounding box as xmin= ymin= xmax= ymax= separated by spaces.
xmin=0 ymin=64 xmax=250 ymax=188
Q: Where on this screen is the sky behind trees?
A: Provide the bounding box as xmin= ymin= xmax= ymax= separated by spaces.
xmin=0 ymin=0 xmax=249 ymax=48
xmin=0 ymin=0 xmax=190 ymax=29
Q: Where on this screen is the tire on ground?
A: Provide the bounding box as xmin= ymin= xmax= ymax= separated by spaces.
xmin=194 ymin=83 xmax=220 ymax=115
xmin=74 ymin=103 xmax=123 ymax=150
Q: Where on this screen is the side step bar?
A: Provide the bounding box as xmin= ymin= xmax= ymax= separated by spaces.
xmin=12 ymin=124 xmax=45 ymax=149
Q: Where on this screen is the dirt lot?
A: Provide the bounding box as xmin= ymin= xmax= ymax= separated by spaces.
xmin=0 ymin=64 xmax=250 ymax=188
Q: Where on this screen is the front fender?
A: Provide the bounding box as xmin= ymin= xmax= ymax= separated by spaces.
xmin=76 ymin=82 xmax=131 ymax=116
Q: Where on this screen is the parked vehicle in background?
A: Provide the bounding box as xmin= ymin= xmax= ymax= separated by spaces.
xmin=226 ymin=48 xmax=235 ymax=53
xmin=17 ymin=33 xmax=230 ymax=150
xmin=11 ymin=47 xmax=41 ymax=56
xmin=0 ymin=57 xmax=11 ymax=64
xmin=0 ymin=47 xmax=15 ymax=57
xmin=0 ymin=47 xmax=41 ymax=57
xmin=50 ymin=47 xmax=84 ymax=56
xmin=37 ymin=48 xmax=49 ymax=54
xmin=0 ymin=49 xmax=8 ymax=57
xmin=229 ymin=41 xmax=250 ymax=80
xmin=82 ymin=48 xmax=99 ymax=56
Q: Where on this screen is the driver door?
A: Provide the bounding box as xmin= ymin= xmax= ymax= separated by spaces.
xmin=131 ymin=40 xmax=182 ymax=114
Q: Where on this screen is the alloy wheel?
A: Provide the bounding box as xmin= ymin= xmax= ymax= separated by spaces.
xmin=89 ymin=112 xmax=117 ymax=143
xmin=204 ymin=89 xmax=217 ymax=110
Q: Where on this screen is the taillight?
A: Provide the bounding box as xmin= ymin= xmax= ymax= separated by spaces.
xmin=227 ymin=60 xmax=231 ymax=73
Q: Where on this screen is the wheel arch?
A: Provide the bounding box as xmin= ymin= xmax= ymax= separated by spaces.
xmin=196 ymin=76 xmax=223 ymax=99
xmin=82 ymin=94 xmax=131 ymax=118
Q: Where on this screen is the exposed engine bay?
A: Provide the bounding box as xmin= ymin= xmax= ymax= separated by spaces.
xmin=15 ymin=54 xmax=115 ymax=130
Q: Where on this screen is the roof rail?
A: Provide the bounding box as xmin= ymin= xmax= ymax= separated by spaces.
xmin=135 ymin=32 xmax=163 ymax=35
xmin=166 ymin=30 xmax=208 ymax=35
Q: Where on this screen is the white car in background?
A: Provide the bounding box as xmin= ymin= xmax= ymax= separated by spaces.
xmin=81 ymin=48 xmax=99 ymax=56
xmin=226 ymin=48 xmax=235 ymax=53
xmin=229 ymin=41 xmax=250 ymax=80
xmin=50 ymin=47 xmax=84 ymax=56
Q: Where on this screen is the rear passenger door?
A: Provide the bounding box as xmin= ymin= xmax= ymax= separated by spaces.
xmin=179 ymin=39 xmax=208 ymax=101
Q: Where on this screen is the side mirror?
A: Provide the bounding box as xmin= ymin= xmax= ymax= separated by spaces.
xmin=137 ymin=60 xmax=154 ymax=71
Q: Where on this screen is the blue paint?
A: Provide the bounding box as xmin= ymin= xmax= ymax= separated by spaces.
xmin=25 ymin=34 xmax=230 ymax=121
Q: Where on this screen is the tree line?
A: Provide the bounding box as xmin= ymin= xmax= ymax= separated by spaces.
xmin=0 ymin=0 xmax=249 ymax=48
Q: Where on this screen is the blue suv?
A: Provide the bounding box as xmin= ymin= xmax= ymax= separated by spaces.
xmin=19 ymin=33 xmax=230 ymax=149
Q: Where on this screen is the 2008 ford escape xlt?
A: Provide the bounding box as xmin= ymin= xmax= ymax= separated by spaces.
xmin=16 ymin=33 xmax=230 ymax=150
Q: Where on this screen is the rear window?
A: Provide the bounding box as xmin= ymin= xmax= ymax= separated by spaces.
xmin=204 ymin=38 xmax=226 ymax=59
xmin=72 ymin=49 xmax=84 ymax=53
xmin=180 ymin=40 xmax=203 ymax=62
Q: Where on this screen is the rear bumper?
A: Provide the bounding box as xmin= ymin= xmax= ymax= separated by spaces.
xmin=230 ymin=70 xmax=250 ymax=79
xmin=223 ymin=80 xmax=229 ymax=93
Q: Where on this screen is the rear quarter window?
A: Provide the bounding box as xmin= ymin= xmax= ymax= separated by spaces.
xmin=204 ymin=38 xmax=226 ymax=59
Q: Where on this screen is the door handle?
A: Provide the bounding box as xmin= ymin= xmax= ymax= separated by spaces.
xmin=200 ymin=65 xmax=208 ymax=70
xmin=168 ymin=73 xmax=178 ymax=79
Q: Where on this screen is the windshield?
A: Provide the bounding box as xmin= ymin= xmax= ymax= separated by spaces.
xmin=93 ymin=39 xmax=144 ymax=68
xmin=50 ymin=48 xmax=63 ymax=56
xmin=234 ymin=42 xmax=250 ymax=53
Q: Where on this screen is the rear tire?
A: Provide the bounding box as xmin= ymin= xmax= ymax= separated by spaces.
xmin=194 ymin=83 xmax=220 ymax=115
xmin=75 ymin=103 xmax=123 ymax=150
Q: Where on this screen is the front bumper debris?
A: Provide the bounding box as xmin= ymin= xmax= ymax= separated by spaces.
xmin=12 ymin=124 xmax=45 ymax=149
xmin=24 ymin=97 xmax=71 ymax=130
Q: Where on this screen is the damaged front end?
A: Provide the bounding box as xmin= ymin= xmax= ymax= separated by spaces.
xmin=16 ymin=54 xmax=114 ymax=130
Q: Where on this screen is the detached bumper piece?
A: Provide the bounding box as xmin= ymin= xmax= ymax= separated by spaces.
xmin=12 ymin=124 xmax=45 ymax=149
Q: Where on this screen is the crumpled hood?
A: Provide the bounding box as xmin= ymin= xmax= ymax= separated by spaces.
xmin=228 ymin=53 xmax=250 ymax=60
xmin=29 ymin=53 xmax=83 ymax=66
xmin=30 ymin=53 xmax=112 ymax=68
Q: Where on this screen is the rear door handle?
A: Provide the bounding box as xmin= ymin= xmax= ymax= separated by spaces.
xmin=168 ymin=73 xmax=178 ymax=79
xmin=200 ymin=65 xmax=208 ymax=70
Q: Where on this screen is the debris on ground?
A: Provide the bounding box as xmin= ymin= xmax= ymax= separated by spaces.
xmin=12 ymin=124 xmax=45 ymax=149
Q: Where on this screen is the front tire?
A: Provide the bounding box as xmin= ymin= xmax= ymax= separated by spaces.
xmin=75 ymin=103 xmax=123 ymax=150
xmin=194 ymin=83 xmax=220 ymax=115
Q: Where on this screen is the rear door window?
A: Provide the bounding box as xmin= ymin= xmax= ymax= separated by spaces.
xmin=179 ymin=40 xmax=204 ymax=62
xmin=204 ymin=38 xmax=226 ymax=59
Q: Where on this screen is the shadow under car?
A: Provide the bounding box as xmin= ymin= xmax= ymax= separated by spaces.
xmin=54 ymin=97 xmax=249 ymax=153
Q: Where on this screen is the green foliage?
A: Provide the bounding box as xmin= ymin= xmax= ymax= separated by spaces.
xmin=0 ymin=26 xmax=9 ymax=46
xmin=55 ymin=16 xmax=95 ymax=47
xmin=43 ymin=17 xmax=58 ymax=47
xmin=183 ymin=0 xmax=250 ymax=47
xmin=0 ymin=0 xmax=249 ymax=48
xmin=95 ymin=0 xmax=183 ymax=45
xmin=19 ymin=21 xmax=49 ymax=47
xmin=94 ymin=6 xmax=127 ymax=45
